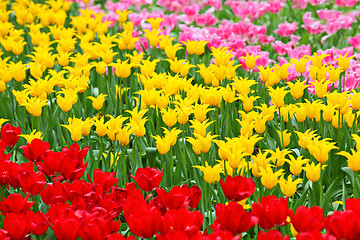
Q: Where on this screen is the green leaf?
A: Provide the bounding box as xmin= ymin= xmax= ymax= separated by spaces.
xmin=293 ymin=185 xmax=309 ymax=210
xmin=321 ymin=177 xmax=341 ymax=212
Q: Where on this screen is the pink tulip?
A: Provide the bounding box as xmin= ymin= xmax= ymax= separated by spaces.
xmin=348 ymin=34 xmax=360 ymax=51
xmin=274 ymin=21 xmax=298 ymax=37
xmin=335 ymin=0 xmax=358 ymax=7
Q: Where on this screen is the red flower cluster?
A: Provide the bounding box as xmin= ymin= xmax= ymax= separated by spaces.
xmin=1 ymin=123 xmax=360 ymax=240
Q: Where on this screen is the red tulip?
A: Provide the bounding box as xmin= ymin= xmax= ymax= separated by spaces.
xmin=0 ymin=229 xmax=10 ymax=240
xmin=290 ymin=206 xmax=323 ymax=233
xmin=0 ymin=139 xmax=11 ymax=161
xmin=181 ymin=184 xmax=202 ymax=209
xmin=20 ymin=138 xmax=50 ymax=162
xmin=220 ymin=175 xmax=255 ymax=202
xmin=90 ymin=169 xmax=118 ymax=193
xmin=7 ymin=162 xmax=33 ymax=189
xmin=0 ymin=193 xmax=34 ymax=216
xmin=4 ymin=213 xmax=31 ymax=240
xmin=324 ymin=210 xmax=360 ymax=240
xmin=53 ymin=215 xmax=81 ymax=240
xmin=19 ymin=171 xmax=47 ymax=196
xmin=206 ymin=229 xmax=241 ymax=240
xmin=66 ymin=180 xmax=92 ymax=202
xmin=156 ymin=186 xmax=190 ymax=210
xmin=29 ymin=211 xmax=49 ymax=236
xmin=252 ymin=195 xmax=291 ymax=230
xmin=105 ymin=233 xmax=136 ymax=240
xmin=79 ymin=217 xmax=107 ymax=240
xmin=296 ymin=231 xmax=335 ymax=240
xmin=160 ymin=208 xmax=203 ymax=237
xmin=131 ymin=167 xmax=163 ymax=192
xmin=110 ymin=182 xmax=143 ymax=205
xmin=47 ymin=202 xmax=72 ymax=224
xmin=157 ymin=230 xmax=206 ymax=240
xmin=157 ymin=230 xmax=193 ymax=240
xmin=215 ymin=201 xmax=257 ymax=235
xmin=60 ymin=152 xmax=88 ymax=181
xmin=37 ymin=150 xmax=63 ymax=177
xmin=1 ymin=123 xmax=20 ymax=148
xmin=0 ymin=159 xmax=11 ymax=186
xmin=346 ymin=198 xmax=360 ymax=214
xmin=124 ymin=200 xmax=163 ymax=238
xmin=257 ymin=230 xmax=289 ymax=240
xmin=61 ymin=143 xmax=89 ymax=163
xmin=40 ymin=181 xmax=69 ymax=206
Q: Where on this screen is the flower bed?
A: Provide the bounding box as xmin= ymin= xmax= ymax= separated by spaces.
xmin=0 ymin=0 xmax=360 ymax=239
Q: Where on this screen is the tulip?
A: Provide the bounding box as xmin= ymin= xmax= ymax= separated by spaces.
xmin=20 ymin=97 xmax=48 ymax=117
xmin=111 ymin=59 xmax=133 ymax=78
xmin=295 ymin=231 xmax=326 ymax=240
xmin=240 ymin=52 xmax=261 ymax=70
xmin=116 ymin=9 xmax=132 ymax=23
xmin=252 ymin=195 xmax=291 ymax=229
xmin=277 ymin=129 xmax=291 ymax=148
xmin=335 ymin=52 xmax=354 ymax=71
xmin=180 ymin=184 xmax=202 ymax=209
xmin=306 ymin=52 xmax=329 ymax=69
xmin=193 ymin=161 xmax=223 ymax=184
xmin=156 ymin=186 xmax=191 ymax=210
xmin=152 ymin=135 xmax=171 ymax=155
xmin=220 ymin=175 xmax=255 ymax=202
xmin=4 ymin=213 xmax=31 ymax=240
xmin=87 ymin=94 xmax=107 ymax=110
xmin=91 ymin=169 xmax=118 ymax=192
xmin=131 ymin=167 xmax=163 ymax=192
xmin=259 ymin=165 xmax=284 ymax=190
xmin=140 ymin=29 xmax=161 ymax=48
xmin=290 ymin=206 xmax=323 ymax=233
xmin=146 ymin=17 xmax=164 ymax=30
xmin=20 ymin=138 xmax=50 ymax=162
xmin=287 ymin=79 xmax=309 ymax=99
xmin=29 ymin=211 xmax=49 ymax=236
xmin=160 ymin=208 xmax=203 ymax=237
xmin=53 ymin=215 xmax=81 ymax=240
xmin=19 ymin=171 xmax=47 ymax=196
xmin=324 ymin=210 xmax=360 ymax=240
xmin=1 ymin=123 xmax=21 ymax=148
xmin=40 ymin=182 xmax=69 ymax=206
xmin=279 ymin=176 xmax=302 ymax=197
xmin=124 ymin=201 xmax=162 ymax=239
xmin=164 ymin=43 xmax=182 ymax=60
xmin=258 ymin=229 xmax=290 ymax=240
xmin=303 ymin=162 xmax=323 ymax=183
xmin=268 ymin=86 xmax=289 ymax=108
xmin=308 ymin=139 xmax=338 ymax=164
xmin=215 ymin=202 xmax=257 ymax=235
xmin=193 ymin=103 xmax=214 ymax=123
xmin=0 ymin=193 xmax=34 ymax=216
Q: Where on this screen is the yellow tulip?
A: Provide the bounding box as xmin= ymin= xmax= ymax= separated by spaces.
xmin=337 ymin=150 xmax=360 ymax=172
xmin=193 ymin=161 xmax=223 ymax=184
xmin=87 ymin=94 xmax=107 ymax=110
xmin=285 ymin=155 xmax=309 ymax=176
xmin=259 ymin=165 xmax=284 ymax=189
xmin=279 ymin=176 xmax=302 ymax=197
xmin=303 ymin=162 xmax=324 ymax=182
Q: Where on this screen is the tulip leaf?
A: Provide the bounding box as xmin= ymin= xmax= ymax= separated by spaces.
xmin=321 ymin=177 xmax=340 ymax=212
xmin=293 ymin=184 xmax=309 ymax=210
xmin=45 ymin=229 xmax=56 ymax=240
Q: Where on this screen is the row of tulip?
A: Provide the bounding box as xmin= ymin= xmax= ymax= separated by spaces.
xmin=1 ymin=123 xmax=360 ymax=239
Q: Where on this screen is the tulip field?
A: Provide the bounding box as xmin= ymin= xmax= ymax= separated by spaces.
xmin=1 ymin=0 xmax=360 ymax=239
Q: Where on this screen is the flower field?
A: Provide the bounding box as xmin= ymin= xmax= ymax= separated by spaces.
xmin=1 ymin=0 xmax=360 ymax=239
